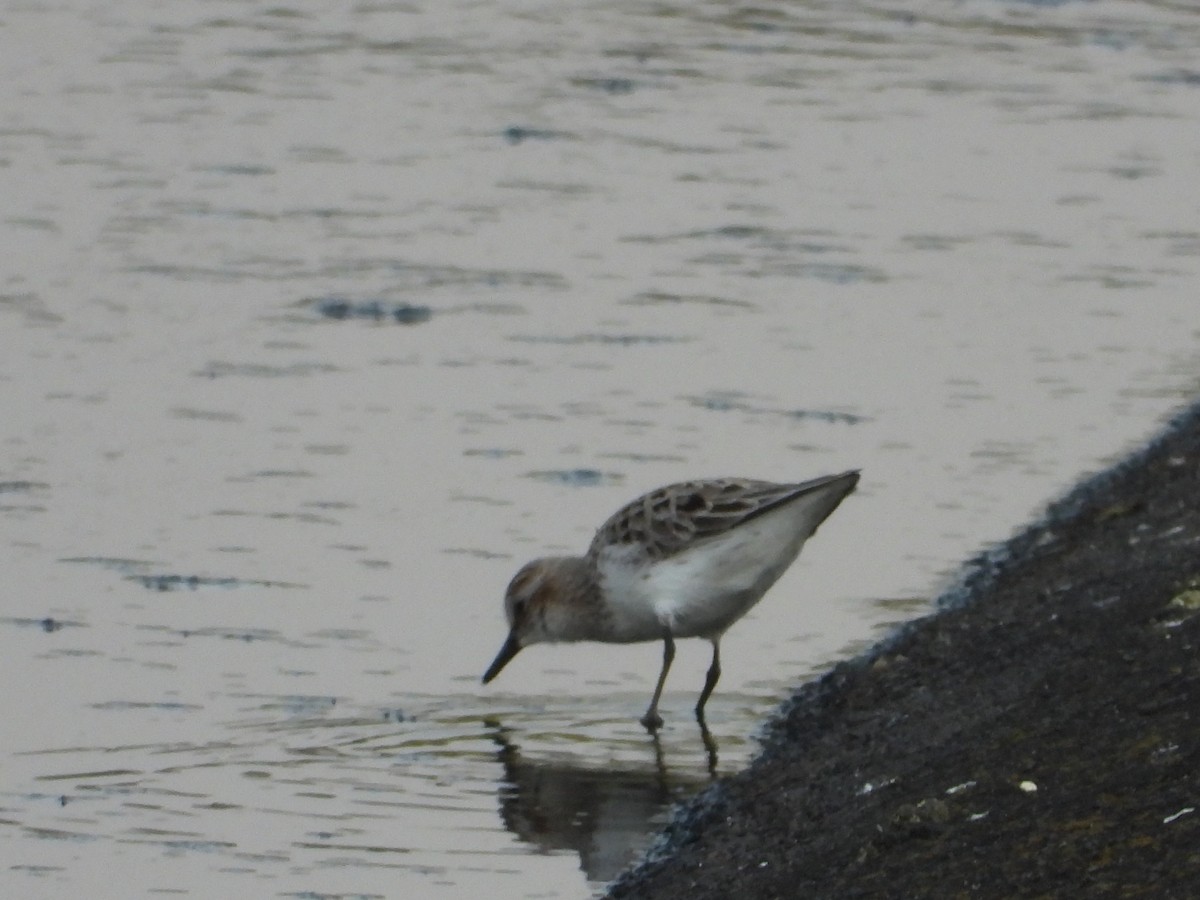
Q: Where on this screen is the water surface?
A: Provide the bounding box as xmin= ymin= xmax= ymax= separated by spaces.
xmin=3 ymin=0 xmax=1199 ymax=896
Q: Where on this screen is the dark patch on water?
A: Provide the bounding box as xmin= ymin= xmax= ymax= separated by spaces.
xmin=503 ymin=125 xmax=573 ymax=144
xmin=1 ymin=616 xmax=78 ymax=633
xmin=60 ymin=558 xmax=302 ymax=592
xmin=689 ymin=393 xmax=868 ymax=425
xmin=599 ymin=451 xmax=689 ymax=464
xmin=195 ymin=361 xmax=338 ymax=379
xmin=623 ymin=291 xmax=755 ymax=310
xmin=177 ymin=626 xmax=284 ymax=642
xmin=994 ymin=0 xmax=1086 ymax=6
xmin=312 ymin=297 xmax=434 ymax=324
xmin=0 ymin=480 xmax=49 ymax=493
xmin=169 ymin=407 xmax=243 ymax=423
xmin=442 ymin=546 xmax=509 ymax=559
xmin=1143 ymin=69 xmax=1200 ymax=87
xmin=633 ymin=225 xmax=845 ymax=253
xmin=200 ymin=163 xmax=275 ymax=176
xmin=786 ymin=409 xmax=870 ymax=425
xmin=526 ymin=469 xmax=622 ymax=487
xmin=129 ymin=574 xmax=299 ymax=592
xmin=90 ymin=700 xmax=203 ymax=712
xmin=463 ymin=447 xmax=523 ymax=459
xmin=571 ymin=75 xmax=637 ymax=94
xmin=60 ymin=556 xmax=156 ymax=572
xmin=508 ymin=333 xmax=687 ymax=346
xmin=159 ymin=839 xmax=236 ymax=854
xmin=626 ymin=226 xmax=882 ymax=282
xmin=250 ymin=694 xmax=338 ymax=716
xmin=779 ymin=262 xmax=886 ymax=284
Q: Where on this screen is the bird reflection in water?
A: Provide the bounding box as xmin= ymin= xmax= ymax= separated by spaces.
xmin=484 ymin=718 xmax=716 ymax=884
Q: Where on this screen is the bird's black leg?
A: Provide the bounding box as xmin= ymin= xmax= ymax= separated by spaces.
xmin=695 ymin=638 xmax=721 ymax=722
xmin=641 ymin=632 xmax=675 ymax=731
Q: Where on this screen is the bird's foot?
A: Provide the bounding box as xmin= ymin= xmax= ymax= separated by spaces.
xmin=640 ymin=710 xmax=664 ymax=732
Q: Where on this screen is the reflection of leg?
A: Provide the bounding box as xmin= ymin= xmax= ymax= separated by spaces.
xmin=650 ymin=727 xmax=667 ymax=781
xmin=695 ymin=638 xmax=722 ymax=719
xmin=698 ymin=715 xmax=719 ymax=777
xmin=640 ymin=633 xmax=675 ymax=731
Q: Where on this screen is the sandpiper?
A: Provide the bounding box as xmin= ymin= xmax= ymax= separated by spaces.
xmin=482 ymin=470 xmax=859 ymax=730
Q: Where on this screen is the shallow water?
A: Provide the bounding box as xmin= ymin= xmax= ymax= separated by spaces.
xmin=2 ymin=0 xmax=1199 ymax=896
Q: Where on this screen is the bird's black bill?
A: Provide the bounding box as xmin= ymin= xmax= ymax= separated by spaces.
xmin=482 ymin=631 xmax=522 ymax=684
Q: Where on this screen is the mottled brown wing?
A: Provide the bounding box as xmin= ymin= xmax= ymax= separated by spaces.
xmin=588 ymin=478 xmax=813 ymax=562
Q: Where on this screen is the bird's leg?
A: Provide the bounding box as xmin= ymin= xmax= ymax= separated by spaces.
xmin=641 ymin=632 xmax=675 ymax=731
xmin=695 ymin=638 xmax=721 ymax=722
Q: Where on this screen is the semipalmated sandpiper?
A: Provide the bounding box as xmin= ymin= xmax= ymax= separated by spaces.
xmin=483 ymin=471 xmax=859 ymax=730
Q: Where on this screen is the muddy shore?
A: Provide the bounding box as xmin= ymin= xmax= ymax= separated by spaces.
xmin=608 ymin=399 xmax=1200 ymax=899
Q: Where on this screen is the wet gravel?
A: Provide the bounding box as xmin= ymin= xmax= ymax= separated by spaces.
xmin=608 ymin=399 xmax=1200 ymax=899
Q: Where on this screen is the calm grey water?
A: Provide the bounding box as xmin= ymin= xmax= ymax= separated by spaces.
xmin=3 ymin=1 xmax=1199 ymax=896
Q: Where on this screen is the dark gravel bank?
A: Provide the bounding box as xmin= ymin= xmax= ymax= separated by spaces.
xmin=608 ymin=399 xmax=1200 ymax=899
